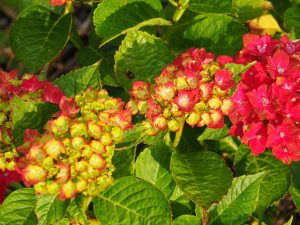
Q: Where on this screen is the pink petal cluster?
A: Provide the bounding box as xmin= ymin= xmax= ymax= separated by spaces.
xmin=126 ymin=48 xmax=236 ymax=135
xmin=229 ymin=34 xmax=300 ymax=164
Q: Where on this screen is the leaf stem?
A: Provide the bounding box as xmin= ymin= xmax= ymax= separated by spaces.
xmin=173 ymin=117 xmax=185 ymax=148
xmin=81 ymin=196 xmax=92 ymax=212
xmin=202 ymin=208 xmax=209 ymax=225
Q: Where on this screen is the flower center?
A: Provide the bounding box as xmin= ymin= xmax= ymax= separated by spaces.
xmin=257 ymin=44 xmax=267 ymax=54
xmin=280 ymin=131 xmax=285 ymax=138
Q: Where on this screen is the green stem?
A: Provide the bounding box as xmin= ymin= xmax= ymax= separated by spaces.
xmin=168 ymin=0 xmax=178 ymax=7
xmin=173 ymin=117 xmax=185 ymax=148
xmin=81 ymin=196 xmax=92 ymax=212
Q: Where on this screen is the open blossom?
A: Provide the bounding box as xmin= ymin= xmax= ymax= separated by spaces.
xmin=126 ymin=47 xmax=237 ymax=134
xmin=229 ymin=34 xmax=300 ymax=164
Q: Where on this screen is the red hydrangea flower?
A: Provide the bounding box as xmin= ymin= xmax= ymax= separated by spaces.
xmin=42 ymin=81 xmax=64 ymax=104
xmin=0 ymin=170 xmax=20 ymax=203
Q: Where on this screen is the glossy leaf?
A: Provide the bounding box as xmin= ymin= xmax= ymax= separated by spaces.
xmin=54 ymin=62 xmax=102 ymax=97
xmin=0 ymin=188 xmax=37 ymax=225
xmin=136 ymin=141 xmax=176 ymax=198
xmin=112 ymin=146 xmax=136 ymax=179
xmin=189 ymin=0 xmax=232 ymax=14
xmin=10 ymin=6 xmax=71 ymax=72
xmin=115 ymin=30 xmax=174 ymax=91
xmin=35 ymin=194 xmax=69 ymax=225
xmin=93 ymin=177 xmax=172 ymax=225
xmin=170 ymin=151 xmax=232 ymax=208
xmin=208 ymin=173 xmax=265 ymax=225
xmin=183 ymin=13 xmax=247 ymax=55
xmin=232 ymin=0 xmax=267 ymax=22
xmin=235 ymin=145 xmax=290 ymax=217
xmin=173 ymin=215 xmax=200 ymax=225
xmin=11 ymin=97 xmax=58 ymax=146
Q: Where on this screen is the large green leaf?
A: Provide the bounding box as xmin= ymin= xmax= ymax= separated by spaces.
xmin=284 ymin=7 xmax=300 ymax=38
xmin=136 ymin=141 xmax=176 ymax=199
xmin=35 ymin=194 xmax=69 ymax=225
xmin=93 ymin=0 xmax=164 ymax=45
xmin=198 ymin=126 xmax=229 ymax=141
xmin=17 ymin=0 xmax=64 ymax=13
xmin=54 ymin=62 xmax=102 ymax=97
xmin=170 ymin=186 xmax=196 ymax=219
xmin=208 ymin=173 xmax=265 ymax=225
xmin=232 ymin=0 xmax=268 ymax=22
xmin=170 ymin=151 xmax=233 ymax=208
xmin=183 ymin=13 xmax=247 ymax=55
xmin=10 ymin=6 xmax=72 ymax=72
xmin=0 ymin=188 xmax=37 ymax=225
xmin=112 ymin=146 xmax=136 ymax=179
xmin=290 ymin=161 xmax=300 ymax=211
xmin=173 ymin=215 xmax=200 ymax=225
xmin=93 ymin=177 xmax=172 ymax=225
xmin=189 ymin=0 xmax=232 ymax=14
xmin=115 ymin=30 xmax=174 ymax=91
xmin=67 ymin=196 xmax=88 ymax=225
xmin=11 ymin=97 xmax=58 ymax=146
xmin=235 ymin=145 xmax=290 ymax=217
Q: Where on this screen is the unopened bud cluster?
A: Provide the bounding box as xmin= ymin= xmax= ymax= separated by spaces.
xmin=0 ymin=70 xmax=63 ymax=171
xmin=17 ymin=88 xmax=132 ymax=199
xmin=126 ymin=48 xmax=236 ymax=135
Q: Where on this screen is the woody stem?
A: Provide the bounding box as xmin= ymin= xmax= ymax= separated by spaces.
xmin=81 ymin=196 xmax=92 ymax=212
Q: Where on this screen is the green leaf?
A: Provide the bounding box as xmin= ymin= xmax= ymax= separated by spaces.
xmin=208 ymin=173 xmax=265 ymax=225
xmin=284 ymin=216 xmax=294 ymax=225
xmin=35 ymin=194 xmax=69 ymax=225
xmin=232 ymin=0 xmax=268 ymax=22
xmin=93 ymin=0 xmax=162 ymax=34
xmin=67 ymin=197 xmax=88 ymax=225
xmin=112 ymin=146 xmax=136 ymax=179
xmin=11 ymin=97 xmax=58 ymax=146
xmin=10 ymin=6 xmax=72 ymax=72
xmin=183 ymin=13 xmax=247 ymax=55
xmin=170 ymin=186 xmax=196 ymax=219
xmin=93 ymin=0 xmax=165 ymax=45
xmin=189 ymin=0 xmax=232 ymax=14
xmin=54 ymin=218 xmax=71 ymax=225
xmin=93 ymin=177 xmax=172 ymax=225
xmin=0 ymin=188 xmax=37 ymax=225
xmin=235 ymin=145 xmax=290 ymax=217
xmin=290 ymin=161 xmax=300 ymax=211
xmin=173 ymin=215 xmax=200 ymax=225
xmin=115 ymin=30 xmax=174 ymax=91
xmin=136 ymin=141 xmax=176 ymax=199
xmin=17 ymin=0 xmax=64 ymax=14
xmin=198 ymin=126 xmax=229 ymax=141
xmin=284 ymin=7 xmax=300 ymax=38
xmin=170 ymin=151 xmax=233 ymax=208
xmin=54 ymin=62 xmax=102 ymax=97
xmin=224 ymin=61 xmax=256 ymax=83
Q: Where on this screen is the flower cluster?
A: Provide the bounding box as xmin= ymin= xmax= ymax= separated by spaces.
xmin=17 ymin=88 xmax=132 ymax=199
xmin=0 ymin=70 xmax=64 ymax=171
xmin=229 ymin=34 xmax=300 ymax=164
xmin=126 ymin=48 xmax=236 ymax=135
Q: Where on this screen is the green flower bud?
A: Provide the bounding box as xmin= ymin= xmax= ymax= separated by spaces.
xmin=89 ymin=154 xmax=106 ymax=170
xmin=82 ymin=145 xmax=93 ymax=158
xmin=87 ymin=121 xmax=102 ymax=139
xmin=76 ymin=179 xmax=88 ymax=192
xmin=101 ymin=133 xmax=113 ymax=146
xmin=168 ymin=119 xmax=180 ymax=132
xmin=47 ymin=181 xmax=60 ymax=195
xmin=42 ymin=157 xmax=54 ymax=169
xmin=111 ymin=127 xmax=124 ymax=142
xmin=34 ymin=182 xmax=47 ymax=194
xmin=60 ymin=180 xmax=76 ymax=200
xmin=90 ymin=140 xmax=106 ymax=154
xmin=186 ymin=112 xmax=201 ymax=127
xmin=70 ymin=123 xmax=88 ymax=138
xmin=43 ymin=140 xmax=65 ymax=159
xmin=0 ymin=112 xmax=7 ymax=125
xmin=71 ymin=137 xmax=85 ymax=150
xmin=75 ymin=161 xmax=88 ymax=172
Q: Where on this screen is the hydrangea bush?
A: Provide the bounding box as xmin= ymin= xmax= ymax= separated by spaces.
xmin=0 ymin=0 xmax=300 ymax=224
